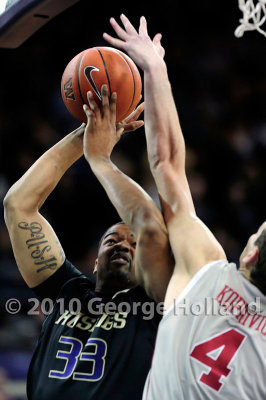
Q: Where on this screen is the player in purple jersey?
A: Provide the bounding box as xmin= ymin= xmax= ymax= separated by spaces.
xmin=3 ymin=94 xmax=173 ymax=399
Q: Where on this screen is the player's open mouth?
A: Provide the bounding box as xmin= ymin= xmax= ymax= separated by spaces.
xmin=110 ymin=252 xmax=129 ymax=265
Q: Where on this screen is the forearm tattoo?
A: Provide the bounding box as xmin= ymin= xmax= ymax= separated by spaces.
xmin=18 ymin=221 xmax=58 ymax=273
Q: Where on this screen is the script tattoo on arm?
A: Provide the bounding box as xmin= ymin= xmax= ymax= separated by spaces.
xmin=18 ymin=221 xmax=58 ymax=273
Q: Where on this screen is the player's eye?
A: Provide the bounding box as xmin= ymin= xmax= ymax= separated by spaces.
xmin=105 ymin=239 xmax=116 ymax=245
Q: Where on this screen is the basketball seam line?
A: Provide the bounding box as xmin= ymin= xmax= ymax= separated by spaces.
xmin=77 ymin=52 xmax=87 ymax=105
xmin=96 ymin=48 xmax=112 ymax=98
xmin=117 ymin=51 xmax=136 ymax=121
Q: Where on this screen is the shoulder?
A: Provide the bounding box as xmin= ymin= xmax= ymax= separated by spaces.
xmin=32 ymin=259 xmax=95 ymax=302
xmin=112 ymin=286 xmax=162 ymax=324
xmin=58 ymin=270 xmax=95 ymax=299
xmin=187 ymin=259 xmax=234 ymax=289
xmin=113 ymin=285 xmax=157 ymax=303
xmin=165 ymin=259 xmax=235 ymax=313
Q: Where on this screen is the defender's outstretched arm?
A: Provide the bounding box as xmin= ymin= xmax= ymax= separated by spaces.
xmin=103 ymin=15 xmax=225 ymax=305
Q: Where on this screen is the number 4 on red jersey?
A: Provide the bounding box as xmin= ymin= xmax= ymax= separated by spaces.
xmin=190 ymin=328 xmax=247 ymax=391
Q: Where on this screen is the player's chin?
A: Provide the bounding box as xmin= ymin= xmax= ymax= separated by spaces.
xmin=109 ymin=259 xmax=131 ymax=274
xmin=104 ymin=266 xmax=132 ymax=287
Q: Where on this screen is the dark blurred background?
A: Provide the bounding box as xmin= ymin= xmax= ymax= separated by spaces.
xmin=0 ymin=0 xmax=265 ymax=398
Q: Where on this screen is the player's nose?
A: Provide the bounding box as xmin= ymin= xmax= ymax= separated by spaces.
xmin=114 ymin=240 xmax=130 ymax=252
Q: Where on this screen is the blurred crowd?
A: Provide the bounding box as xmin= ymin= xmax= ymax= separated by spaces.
xmin=0 ymin=1 xmax=266 ymax=398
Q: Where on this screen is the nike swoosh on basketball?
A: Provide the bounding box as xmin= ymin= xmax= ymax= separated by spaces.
xmin=84 ymin=66 xmax=102 ymax=100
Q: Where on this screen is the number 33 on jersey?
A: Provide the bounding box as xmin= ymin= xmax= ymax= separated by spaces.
xmin=49 ymin=337 xmax=107 ymax=381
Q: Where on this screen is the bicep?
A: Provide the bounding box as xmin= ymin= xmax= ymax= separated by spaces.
xmin=135 ymin=220 xmax=174 ymax=303
xmin=6 ymin=210 xmax=65 ymax=288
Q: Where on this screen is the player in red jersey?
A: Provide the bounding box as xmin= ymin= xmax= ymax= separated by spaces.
xmin=103 ymin=14 xmax=266 ymax=399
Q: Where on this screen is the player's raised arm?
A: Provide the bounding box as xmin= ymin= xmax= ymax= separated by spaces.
xmin=103 ymin=15 xmax=226 ymax=301
xmin=3 ymin=125 xmax=85 ymax=288
xmin=103 ymin=15 xmax=193 ymax=216
xmin=83 ymin=85 xmax=174 ymax=302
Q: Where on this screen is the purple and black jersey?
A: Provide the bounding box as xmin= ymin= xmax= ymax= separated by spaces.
xmin=27 ymin=259 xmax=160 ymax=400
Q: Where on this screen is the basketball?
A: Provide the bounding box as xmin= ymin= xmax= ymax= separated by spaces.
xmin=61 ymin=47 xmax=142 ymax=123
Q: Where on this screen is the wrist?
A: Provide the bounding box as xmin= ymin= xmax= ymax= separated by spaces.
xmin=87 ymin=155 xmax=112 ymax=170
xmin=144 ymin=58 xmax=167 ymax=74
xmin=52 ymin=134 xmax=83 ymax=169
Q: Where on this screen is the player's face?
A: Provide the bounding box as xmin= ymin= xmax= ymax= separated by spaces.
xmin=95 ymin=224 xmax=137 ymax=287
xmin=240 ymin=221 xmax=266 ymax=266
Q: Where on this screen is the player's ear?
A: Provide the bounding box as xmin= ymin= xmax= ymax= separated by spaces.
xmin=242 ymin=246 xmax=259 ymax=268
xmin=93 ymin=258 xmax=98 ymax=274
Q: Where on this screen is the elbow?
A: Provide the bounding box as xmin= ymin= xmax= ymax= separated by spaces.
xmin=3 ymin=186 xmax=24 ymax=211
xmin=137 ymin=218 xmax=168 ymax=259
xmin=3 ymin=189 xmax=31 ymax=226
xmin=139 ymin=220 xmax=166 ymax=242
xmin=3 ymin=191 xmax=19 ymax=225
xmin=135 ymin=268 xmax=162 ymax=303
xmin=148 ymin=149 xmax=169 ymax=171
xmin=132 ymin=208 xmax=167 ymax=238
xmin=145 ymin=284 xmax=163 ymax=303
xmin=136 ymin=269 xmax=166 ymax=303
xmin=146 ymin=128 xmax=170 ymax=170
xmin=3 ymin=190 xmax=15 ymax=212
xmin=148 ymin=155 xmax=176 ymax=181
xmin=3 ymin=193 xmax=14 ymax=227
xmin=3 ymin=178 xmax=40 ymax=216
xmin=148 ymin=139 xmax=183 ymax=173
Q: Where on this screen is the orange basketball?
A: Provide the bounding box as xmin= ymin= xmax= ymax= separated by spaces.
xmin=61 ymin=47 xmax=142 ymax=123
